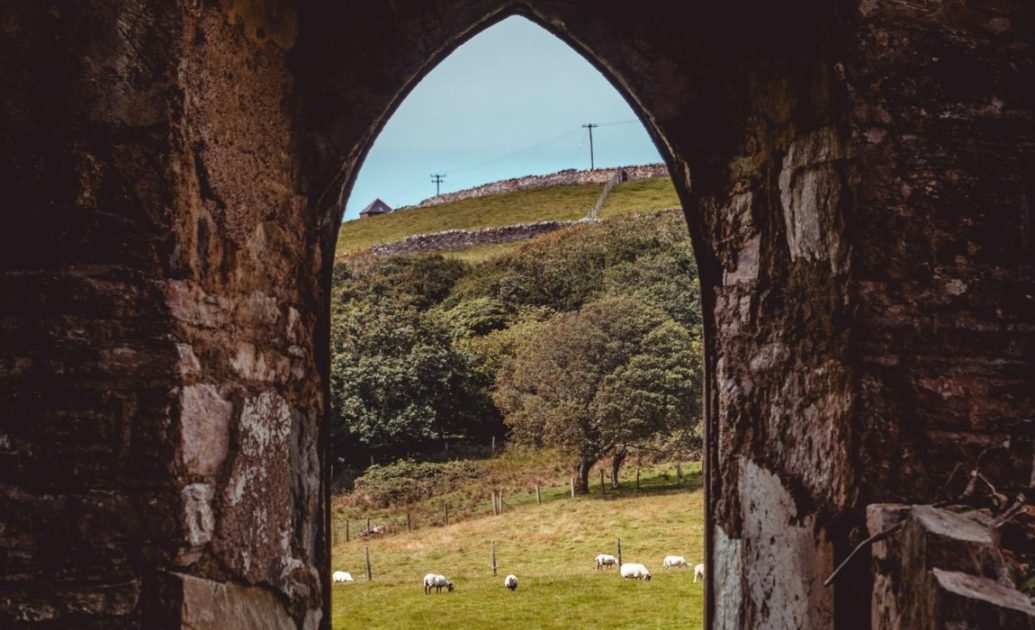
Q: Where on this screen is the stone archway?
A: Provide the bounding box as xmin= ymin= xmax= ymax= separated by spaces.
xmin=2 ymin=2 xmax=1032 ymax=628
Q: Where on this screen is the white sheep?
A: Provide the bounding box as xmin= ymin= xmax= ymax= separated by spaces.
xmin=595 ymin=553 xmax=618 ymax=570
xmin=332 ymin=570 xmax=354 ymax=583
xmin=504 ymin=575 xmax=518 ymax=591
xmin=620 ymin=562 xmax=652 ymax=581
xmin=423 ymin=573 xmax=455 ymax=594
xmin=693 ymin=563 xmax=705 ymax=583
xmin=663 ymin=555 xmax=689 ymax=569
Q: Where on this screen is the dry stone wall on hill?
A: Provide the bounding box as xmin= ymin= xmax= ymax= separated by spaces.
xmin=403 ymin=163 xmax=668 ymax=209
xmin=367 ymin=219 xmax=588 ymax=257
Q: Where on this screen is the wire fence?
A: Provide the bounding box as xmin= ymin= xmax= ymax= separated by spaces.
xmin=332 ymin=462 xmax=700 ymax=545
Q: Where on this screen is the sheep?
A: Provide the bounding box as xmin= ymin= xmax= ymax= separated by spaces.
xmin=504 ymin=575 xmax=518 ymax=591
xmin=358 ymin=524 xmax=387 ymax=539
xmin=620 ymin=562 xmax=652 ymax=581
xmin=332 ymin=570 xmax=354 ymax=584
xmin=663 ymin=555 xmax=689 ymax=569
xmin=423 ymin=573 xmax=455 ymax=594
xmin=595 ymin=553 xmax=618 ymax=570
xmin=693 ymin=563 xmax=705 ymax=583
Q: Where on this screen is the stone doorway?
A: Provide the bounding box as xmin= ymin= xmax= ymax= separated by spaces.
xmin=3 ymin=2 xmax=1032 ymax=628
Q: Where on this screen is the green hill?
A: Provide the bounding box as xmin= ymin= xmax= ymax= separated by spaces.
xmin=337 ymin=177 xmax=681 ymax=256
xmin=331 ymin=459 xmax=704 ymax=629
xmin=599 ymin=177 xmax=680 ymax=219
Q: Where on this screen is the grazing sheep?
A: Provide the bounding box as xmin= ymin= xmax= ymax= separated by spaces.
xmin=620 ymin=563 xmax=652 ymax=581
xmin=693 ymin=563 xmax=705 ymax=583
xmin=504 ymin=575 xmax=518 ymax=591
xmin=663 ymin=555 xmax=689 ymax=569
xmin=595 ymin=553 xmax=618 ymax=570
xmin=423 ymin=573 xmax=455 ymax=594
xmin=358 ymin=524 xmax=387 ymax=539
xmin=332 ymin=571 xmax=354 ymax=583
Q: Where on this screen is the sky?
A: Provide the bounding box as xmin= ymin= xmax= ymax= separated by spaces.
xmin=342 ymin=16 xmax=664 ymax=220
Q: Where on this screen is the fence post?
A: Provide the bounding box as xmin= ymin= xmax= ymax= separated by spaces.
xmin=617 ymin=537 xmax=622 ymax=571
xmin=490 ymin=492 xmax=496 ymax=516
xmin=366 ymin=518 xmax=370 ymax=535
xmin=491 ymin=540 xmax=497 ymax=577
xmin=677 ymin=463 xmax=682 ymax=485
xmin=600 ymin=468 xmax=606 ymax=496
xmin=365 ymin=546 xmax=372 ymax=581
xmin=636 ymin=468 xmax=640 ymax=492
xmin=406 ymin=511 xmax=412 ymax=532
xmin=444 ymin=503 xmax=450 ymax=526
xmin=498 ymin=491 xmax=503 ymax=514
xmin=570 ymin=477 xmax=575 ymax=498
xmin=345 ymin=519 xmax=350 ymax=542
xmin=535 ymin=484 xmax=541 ymax=505
xmin=491 ymin=436 xmax=496 ymax=455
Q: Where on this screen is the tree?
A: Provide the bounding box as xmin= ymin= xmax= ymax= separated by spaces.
xmin=432 ymin=296 xmax=513 ymax=339
xmin=493 ymin=296 xmax=700 ymax=493
xmin=329 ymin=298 xmax=489 ymax=463
xmin=333 ymin=254 xmax=467 ymax=312
xmin=602 ymin=251 xmax=701 ymax=329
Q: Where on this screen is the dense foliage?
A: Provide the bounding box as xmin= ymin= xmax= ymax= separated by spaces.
xmin=494 ymin=297 xmax=701 ymax=490
xmin=347 ymin=459 xmax=480 ymax=509
xmin=330 ymin=210 xmax=703 ymax=489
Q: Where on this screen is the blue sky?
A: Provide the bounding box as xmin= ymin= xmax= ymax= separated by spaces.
xmin=343 ymin=16 xmax=664 ymax=220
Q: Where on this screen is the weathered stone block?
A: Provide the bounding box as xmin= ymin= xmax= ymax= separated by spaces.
xmin=713 ymin=525 xmax=743 ymax=630
xmin=870 ymin=504 xmax=1035 ymax=629
xmin=739 ymin=457 xmax=834 ymax=628
xmin=180 ymin=384 xmax=232 ymax=476
xmin=933 ymin=569 xmax=1035 ymax=629
xmin=172 ymin=572 xmax=294 ymax=630
xmin=778 ymin=126 xmax=848 ymax=273
xmin=181 ymin=483 xmax=215 ymax=556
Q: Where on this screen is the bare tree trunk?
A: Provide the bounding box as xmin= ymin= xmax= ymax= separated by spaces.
xmin=610 ymin=447 xmax=627 ymax=489
xmin=574 ymin=457 xmax=594 ymax=494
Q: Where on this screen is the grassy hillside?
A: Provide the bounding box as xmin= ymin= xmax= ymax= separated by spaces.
xmin=440 ymin=241 xmax=524 ymax=264
xmin=338 ymin=184 xmax=599 ymax=255
xmin=331 ymin=463 xmax=704 ymax=629
xmin=598 ymin=177 xmax=681 ymax=219
xmin=337 ymin=177 xmax=682 ymax=256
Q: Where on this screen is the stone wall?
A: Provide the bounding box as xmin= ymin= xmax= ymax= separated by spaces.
xmin=403 ymin=163 xmax=668 ymax=209
xmin=367 ymin=219 xmax=587 ymax=257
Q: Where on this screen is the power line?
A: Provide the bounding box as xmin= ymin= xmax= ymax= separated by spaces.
xmin=566 ymin=136 xmax=586 ymax=169
xmin=442 ymin=127 xmax=582 ymax=176
xmin=430 ymin=173 xmax=446 ymax=196
xmin=582 ymin=123 xmax=599 ymax=170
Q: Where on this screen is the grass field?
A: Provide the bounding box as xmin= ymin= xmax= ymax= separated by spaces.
xmin=337 ymin=177 xmax=683 ymax=256
xmin=598 ymin=178 xmax=681 ymax=219
xmin=331 ymin=462 xmax=704 ymax=629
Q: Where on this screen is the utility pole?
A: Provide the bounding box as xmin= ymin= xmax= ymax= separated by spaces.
xmin=582 ymin=123 xmax=598 ymax=169
xmin=431 ymin=173 xmax=446 ymax=196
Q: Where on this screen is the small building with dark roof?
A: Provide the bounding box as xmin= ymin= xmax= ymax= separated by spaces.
xmin=359 ymin=198 xmax=393 ymax=219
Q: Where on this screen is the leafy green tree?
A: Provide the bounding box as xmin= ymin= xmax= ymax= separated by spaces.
xmin=432 ymin=296 xmax=513 ymax=339
xmin=454 ymin=308 xmax=552 ymax=380
xmin=493 ymin=296 xmax=700 ymax=492
xmin=602 ymin=251 xmax=701 ymax=329
xmin=329 ymin=298 xmax=489 ymax=463
xmin=334 ymin=254 xmax=468 ymax=311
